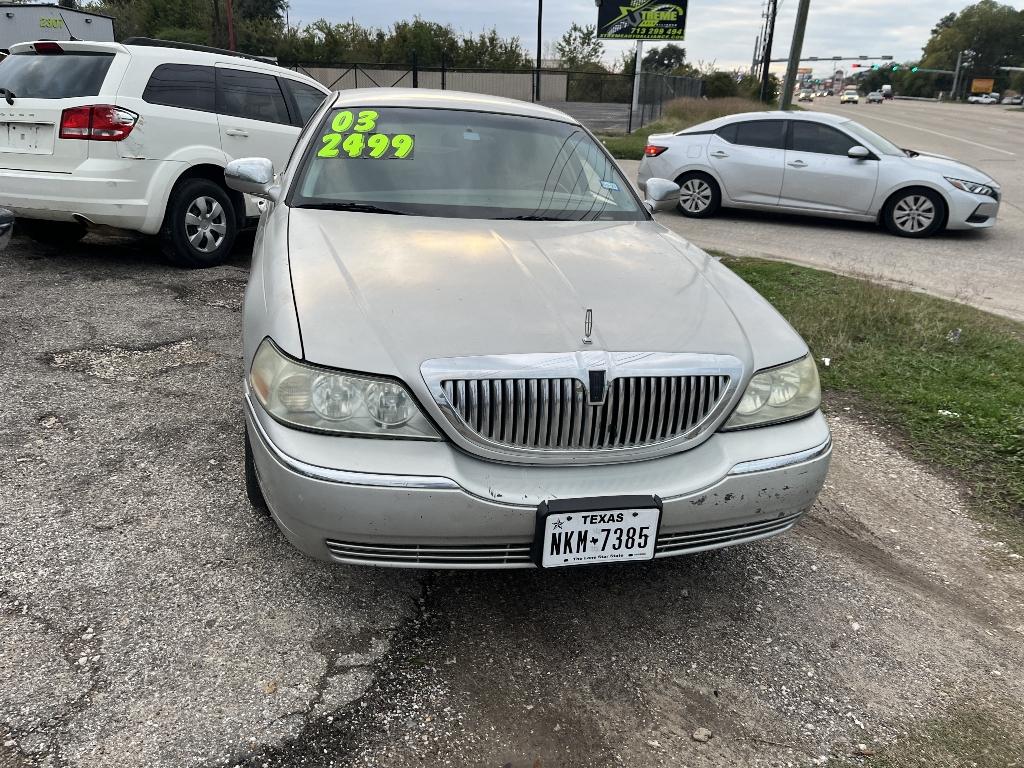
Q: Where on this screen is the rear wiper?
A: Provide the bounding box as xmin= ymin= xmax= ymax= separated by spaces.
xmin=0 ymin=89 xmax=15 ymax=105
xmin=296 ymin=202 xmax=408 ymax=215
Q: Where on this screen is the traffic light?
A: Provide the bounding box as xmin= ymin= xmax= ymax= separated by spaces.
xmin=891 ymin=64 xmax=900 ymax=71
xmin=911 ymin=66 xmax=919 ymax=72
xmin=871 ymin=63 xmax=880 ymax=70
xmin=851 ymin=63 xmax=862 ymax=69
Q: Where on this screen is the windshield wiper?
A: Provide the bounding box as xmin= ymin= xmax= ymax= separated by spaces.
xmin=296 ymin=202 xmax=408 ymax=215
xmin=0 ymin=89 xmax=15 ymax=105
xmin=494 ymin=214 xmax=566 ymax=221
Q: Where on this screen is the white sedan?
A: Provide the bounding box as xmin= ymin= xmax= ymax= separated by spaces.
xmin=637 ymin=111 xmax=1000 ymax=237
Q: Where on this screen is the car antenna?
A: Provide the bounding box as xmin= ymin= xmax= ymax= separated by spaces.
xmin=58 ymin=11 xmax=80 ymax=42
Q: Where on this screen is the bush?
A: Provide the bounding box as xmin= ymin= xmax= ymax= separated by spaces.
xmin=704 ymin=71 xmax=739 ymax=99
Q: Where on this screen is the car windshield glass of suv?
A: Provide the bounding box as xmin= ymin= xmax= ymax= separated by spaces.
xmin=0 ymin=52 xmax=114 ymax=99
xmin=291 ymin=107 xmax=645 ymax=221
xmin=841 ymin=120 xmax=906 ymax=157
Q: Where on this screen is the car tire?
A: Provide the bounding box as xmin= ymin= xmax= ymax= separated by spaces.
xmin=161 ymin=178 xmax=237 ymax=268
xmin=245 ymin=429 xmax=269 ymax=514
xmin=675 ymin=172 xmax=721 ymax=218
xmin=883 ymin=187 xmax=946 ymax=238
xmin=19 ymin=219 xmax=87 ymax=247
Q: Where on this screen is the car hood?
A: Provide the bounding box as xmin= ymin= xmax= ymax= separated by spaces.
xmin=286 ymin=211 xmax=804 ymax=385
xmin=901 ymin=151 xmax=996 ymax=185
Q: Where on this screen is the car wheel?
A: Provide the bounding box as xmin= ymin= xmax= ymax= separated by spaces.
xmin=884 ymin=188 xmax=946 ymax=238
xmin=675 ymin=172 xmax=721 ymax=218
xmin=161 ymin=178 xmax=237 ymax=268
xmin=19 ymin=218 xmax=87 ymax=247
xmin=245 ymin=429 xmax=269 ymax=514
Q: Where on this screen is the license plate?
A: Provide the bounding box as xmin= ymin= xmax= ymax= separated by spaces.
xmin=0 ymin=123 xmax=52 ymax=153
xmin=533 ymin=496 xmax=662 ymax=568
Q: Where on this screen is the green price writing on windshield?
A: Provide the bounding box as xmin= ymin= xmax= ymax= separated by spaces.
xmin=330 ymin=109 xmax=378 ymax=133
xmin=318 ymin=132 xmax=415 ymax=160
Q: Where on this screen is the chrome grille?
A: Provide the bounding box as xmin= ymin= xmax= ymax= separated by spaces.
xmin=325 ymin=539 xmax=532 ymax=566
xmin=441 ymin=374 xmax=730 ymax=451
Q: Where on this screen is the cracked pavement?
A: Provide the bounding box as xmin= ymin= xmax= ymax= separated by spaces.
xmin=1 ymin=231 xmax=1022 ymax=767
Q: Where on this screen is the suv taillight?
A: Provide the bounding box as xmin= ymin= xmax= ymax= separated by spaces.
xmin=59 ymin=105 xmax=138 ymax=141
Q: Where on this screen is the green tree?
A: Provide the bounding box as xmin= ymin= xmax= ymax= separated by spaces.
xmin=704 ymin=71 xmax=738 ymax=98
xmin=641 ymin=43 xmax=686 ymax=73
xmin=556 ymin=23 xmax=603 ymax=70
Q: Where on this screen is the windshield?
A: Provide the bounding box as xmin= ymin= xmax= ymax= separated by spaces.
xmin=290 ymin=107 xmax=645 ymax=221
xmin=842 ymin=120 xmax=906 ymax=156
xmin=0 ymin=52 xmax=114 ymax=99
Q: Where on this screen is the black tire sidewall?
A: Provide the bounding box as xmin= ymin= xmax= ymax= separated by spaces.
xmin=884 ymin=188 xmax=945 ymax=238
xmin=162 ymin=178 xmax=237 ymax=268
xmin=675 ymin=172 xmax=722 ymax=219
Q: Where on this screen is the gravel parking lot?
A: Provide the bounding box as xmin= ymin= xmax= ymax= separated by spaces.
xmin=621 ymin=99 xmax=1024 ymax=322
xmin=2 ymin=230 xmax=1023 ymax=767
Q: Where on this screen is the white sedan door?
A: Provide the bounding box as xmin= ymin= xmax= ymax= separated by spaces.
xmin=779 ymin=121 xmax=879 ymax=214
xmin=708 ymin=119 xmax=786 ymax=205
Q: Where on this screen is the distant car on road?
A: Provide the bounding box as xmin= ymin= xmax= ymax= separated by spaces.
xmin=867 ymin=91 xmax=884 ymax=104
xmin=798 ymin=90 xmax=814 ymax=102
xmin=638 ymin=110 xmax=1001 ymax=238
xmin=1000 ymin=95 xmax=1022 ymax=105
xmin=967 ymin=94 xmax=998 ymax=104
xmin=881 ymin=84 xmax=893 ymax=100
xmin=840 ymin=89 xmax=859 ymax=104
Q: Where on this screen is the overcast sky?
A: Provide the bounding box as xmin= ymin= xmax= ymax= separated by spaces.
xmin=286 ymin=0 xmax=1024 ymax=75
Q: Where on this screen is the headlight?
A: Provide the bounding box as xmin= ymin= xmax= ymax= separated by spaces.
xmin=249 ymin=338 xmax=441 ymax=440
xmin=723 ymin=355 xmax=820 ymax=430
xmin=945 ymin=177 xmax=997 ymax=198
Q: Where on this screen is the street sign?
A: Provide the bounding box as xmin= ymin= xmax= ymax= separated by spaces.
xmin=971 ymin=78 xmax=995 ymax=94
xmin=597 ymin=0 xmax=688 ymax=40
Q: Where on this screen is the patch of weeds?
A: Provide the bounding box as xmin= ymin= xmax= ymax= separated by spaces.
xmin=719 ymin=257 xmax=1024 ymax=548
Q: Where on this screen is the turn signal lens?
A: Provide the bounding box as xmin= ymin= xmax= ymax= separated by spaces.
xmin=644 ymin=145 xmax=669 ymax=157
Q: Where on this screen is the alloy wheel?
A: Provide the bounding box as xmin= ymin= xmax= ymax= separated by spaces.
xmin=679 ymin=179 xmax=713 ymax=214
xmin=184 ymin=196 xmax=228 ymax=253
xmin=892 ymin=195 xmax=936 ymax=234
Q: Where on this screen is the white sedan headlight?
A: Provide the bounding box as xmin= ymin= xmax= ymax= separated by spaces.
xmin=945 ymin=177 xmax=997 ymax=198
xmin=249 ymin=338 xmax=441 ymax=440
xmin=723 ymin=355 xmax=821 ymax=430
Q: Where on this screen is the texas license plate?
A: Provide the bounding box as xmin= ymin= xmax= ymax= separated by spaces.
xmin=533 ymin=496 xmax=662 ymax=568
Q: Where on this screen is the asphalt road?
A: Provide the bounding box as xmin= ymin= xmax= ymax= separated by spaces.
xmin=621 ymin=98 xmax=1024 ymax=321
xmin=2 ymin=234 xmax=1022 ymax=767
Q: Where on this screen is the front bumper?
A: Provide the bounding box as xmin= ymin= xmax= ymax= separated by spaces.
xmin=245 ymin=393 xmax=832 ymax=569
xmin=944 ymin=187 xmax=1000 ymax=230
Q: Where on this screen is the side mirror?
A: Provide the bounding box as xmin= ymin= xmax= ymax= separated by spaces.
xmin=848 ymin=145 xmax=871 ymax=160
xmin=0 ymin=208 xmax=13 ymax=251
xmin=225 ymin=157 xmax=277 ymax=199
xmin=644 ymin=177 xmax=681 ymax=213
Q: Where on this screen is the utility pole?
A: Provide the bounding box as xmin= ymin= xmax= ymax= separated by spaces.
xmin=535 ymin=0 xmax=543 ymax=101
xmin=759 ymin=0 xmax=778 ymax=103
xmin=780 ymin=0 xmax=812 ymax=109
xmin=225 ymin=0 xmax=236 ymax=51
xmin=950 ymin=50 xmax=964 ymax=101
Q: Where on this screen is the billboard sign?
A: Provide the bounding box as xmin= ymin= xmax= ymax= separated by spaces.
xmin=971 ymin=78 xmax=995 ymax=94
xmin=597 ymin=1 xmax=688 ymax=41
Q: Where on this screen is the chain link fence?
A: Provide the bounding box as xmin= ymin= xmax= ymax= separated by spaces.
xmin=284 ymin=62 xmax=703 ymax=133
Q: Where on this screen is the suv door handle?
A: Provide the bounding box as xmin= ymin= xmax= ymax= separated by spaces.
xmin=225 ymin=129 xmax=249 ymax=138
xmin=709 ymin=150 xmax=729 ymax=158
xmin=787 ymin=159 xmax=808 ymax=168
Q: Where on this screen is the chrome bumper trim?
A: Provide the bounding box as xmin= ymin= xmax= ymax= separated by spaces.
xmin=728 ymin=436 xmax=832 ymax=476
xmin=245 ymin=395 xmax=461 ymax=491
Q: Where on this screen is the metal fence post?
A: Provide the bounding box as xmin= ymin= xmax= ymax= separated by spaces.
xmin=441 ymin=54 xmax=446 ymax=90
xmin=354 ymin=63 xmax=359 ymax=89
xmin=412 ymin=51 xmax=418 ymax=88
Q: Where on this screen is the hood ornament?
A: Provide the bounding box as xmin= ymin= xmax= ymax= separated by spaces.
xmin=583 ymin=308 xmax=593 ymax=345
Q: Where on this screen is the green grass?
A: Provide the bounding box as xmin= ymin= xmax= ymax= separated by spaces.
xmin=720 ymin=257 xmax=1024 ymax=536
xmin=599 ymin=96 xmax=774 ymax=159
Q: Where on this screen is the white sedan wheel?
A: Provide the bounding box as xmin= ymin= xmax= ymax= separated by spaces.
xmin=892 ymin=194 xmax=936 ymax=234
xmin=679 ymin=178 xmax=713 ymax=214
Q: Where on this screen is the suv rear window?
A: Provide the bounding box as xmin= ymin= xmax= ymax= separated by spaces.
xmin=0 ymin=52 xmax=114 ymax=99
xmin=143 ymin=64 xmax=216 ymax=112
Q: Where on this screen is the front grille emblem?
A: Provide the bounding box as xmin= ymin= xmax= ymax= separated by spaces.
xmin=582 ymin=308 xmax=593 ymax=345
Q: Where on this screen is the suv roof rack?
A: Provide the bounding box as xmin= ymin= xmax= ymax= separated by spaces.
xmin=121 ymin=37 xmax=277 ymax=64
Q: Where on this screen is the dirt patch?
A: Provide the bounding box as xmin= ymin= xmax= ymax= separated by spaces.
xmin=47 ymin=338 xmax=214 ymax=381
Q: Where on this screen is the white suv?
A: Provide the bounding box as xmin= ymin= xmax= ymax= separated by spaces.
xmin=0 ymin=38 xmax=328 ymax=266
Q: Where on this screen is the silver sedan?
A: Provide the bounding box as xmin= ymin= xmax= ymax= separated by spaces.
xmin=227 ymin=89 xmax=831 ymax=569
xmin=638 ymin=110 xmax=1000 ymax=237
